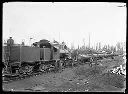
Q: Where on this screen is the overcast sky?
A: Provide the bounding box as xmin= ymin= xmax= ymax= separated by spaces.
xmin=3 ymin=2 xmax=126 ymax=48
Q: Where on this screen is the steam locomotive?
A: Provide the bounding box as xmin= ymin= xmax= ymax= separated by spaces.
xmin=2 ymin=37 xmax=71 ymax=77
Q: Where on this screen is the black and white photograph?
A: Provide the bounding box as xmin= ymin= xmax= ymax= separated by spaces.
xmin=2 ymin=2 xmax=126 ymax=92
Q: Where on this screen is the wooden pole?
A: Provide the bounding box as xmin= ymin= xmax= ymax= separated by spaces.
xmin=89 ymin=33 xmax=90 ymax=48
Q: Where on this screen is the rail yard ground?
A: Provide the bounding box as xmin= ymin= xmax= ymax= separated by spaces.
xmin=2 ymin=55 xmax=126 ymax=92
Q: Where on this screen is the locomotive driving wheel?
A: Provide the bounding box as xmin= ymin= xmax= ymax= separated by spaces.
xmin=19 ymin=65 xmax=33 ymax=74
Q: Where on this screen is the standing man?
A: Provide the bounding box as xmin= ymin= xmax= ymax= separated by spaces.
xmin=7 ymin=37 xmax=14 ymax=60
xmin=7 ymin=37 xmax=14 ymax=46
xmin=7 ymin=37 xmax=14 ymax=74
xmin=89 ymin=57 xmax=93 ymax=67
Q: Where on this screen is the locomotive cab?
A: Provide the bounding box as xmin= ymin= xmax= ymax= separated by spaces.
xmin=33 ymin=39 xmax=60 ymax=61
xmin=33 ymin=39 xmax=60 ymax=72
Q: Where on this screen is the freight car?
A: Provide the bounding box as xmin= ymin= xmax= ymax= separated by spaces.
xmin=2 ymin=38 xmax=61 ymax=77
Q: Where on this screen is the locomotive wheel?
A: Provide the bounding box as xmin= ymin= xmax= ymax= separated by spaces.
xmin=19 ymin=65 xmax=33 ymax=74
xmin=39 ymin=64 xmax=47 ymax=72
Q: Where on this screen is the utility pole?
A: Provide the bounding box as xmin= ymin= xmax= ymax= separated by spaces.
xmin=59 ymin=32 xmax=60 ymax=43
xmin=83 ymin=38 xmax=85 ymax=49
xmin=99 ymin=42 xmax=101 ymax=50
xmin=89 ymin=33 xmax=90 ymax=49
xmin=29 ymin=38 xmax=33 ymax=46
xmin=9 ymin=28 xmax=12 ymax=38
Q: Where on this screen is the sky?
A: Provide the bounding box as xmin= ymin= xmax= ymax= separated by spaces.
xmin=3 ymin=2 xmax=126 ymax=48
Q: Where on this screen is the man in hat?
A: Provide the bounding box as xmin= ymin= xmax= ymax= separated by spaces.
xmin=7 ymin=37 xmax=14 ymax=46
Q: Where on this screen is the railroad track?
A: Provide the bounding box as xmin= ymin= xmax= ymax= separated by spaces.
xmin=2 ymin=64 xmax=74 ymax=83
